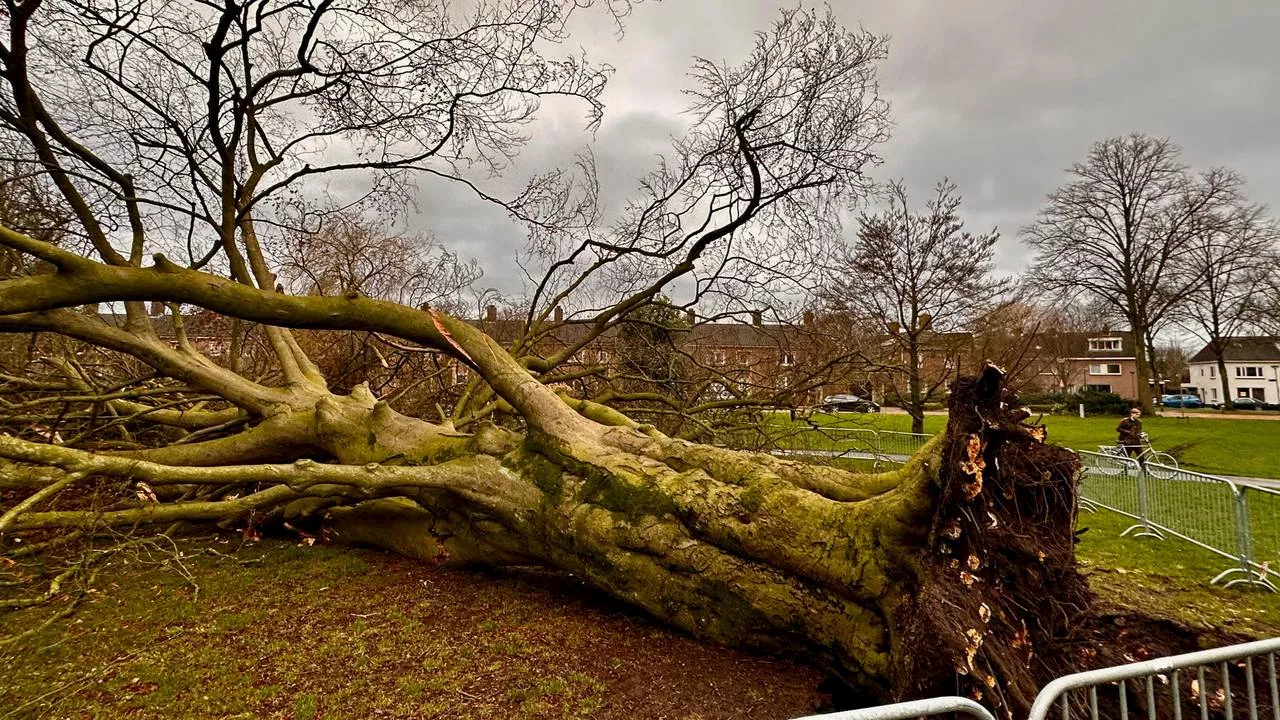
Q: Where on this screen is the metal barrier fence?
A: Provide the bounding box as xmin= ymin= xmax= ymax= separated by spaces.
xmin=791 ymin=696 xmax=995 ymax=720
xmin=1077 ymin=451 xmax=1278 ymax=591
xmin=792 ymin=637 xmax=1280 ymax=720
xmin=877 ymin=430 xmax=932 ymax=459
xmin=772 ymin=427 xmax=931 ymax=466
xmin=1028 ymin=636 xmax=1280 ymax=720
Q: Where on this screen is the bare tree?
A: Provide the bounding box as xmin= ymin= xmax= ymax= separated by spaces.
xmin=1154 ymin=342 xmax=1193 ymax=392
xmin=824 ymin=179 xmax=1010 ymax=433
xmin=1025 ymin=134 xmax=1245 ymax=412
xmin=1176 ymin=202 xmax=1280 ymax=408
xmin=1260 ymin=268 xmax=1280 ymax=336
xmin=0 ymin=3 xmax=1191 ymax=714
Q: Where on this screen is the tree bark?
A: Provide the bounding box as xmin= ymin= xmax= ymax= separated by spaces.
xmin=1216 ymin=348 xmax=1234 ymax=410
xmin=907 ymin=336 xmax=925 ymax=434
xmin=1131 ymin=328 xmax=1155 ymax=412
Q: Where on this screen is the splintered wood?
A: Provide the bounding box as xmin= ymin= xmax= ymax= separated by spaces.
xmin=960 ymin=433 xmax=985 ymax=500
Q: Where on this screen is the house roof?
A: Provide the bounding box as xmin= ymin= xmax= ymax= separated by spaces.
xmin=1039 ymin=330 xmax=1136 ymax=358
xmin=1189 ymin=337 xmax=1280 ymax=364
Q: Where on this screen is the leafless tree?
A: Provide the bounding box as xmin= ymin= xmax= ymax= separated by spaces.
xmin=1153 ymin=342 xmax=1193 ymax=392
xmin=1175 ymin=201 xmax=1280 ymax=407
xmin=1025 ymin=134 xmax=1245 ymax=412
xmin=1260 ymin=269 xmax=1280 ymax=337
xmin=824 ymin=179 xmax=1010 ymax=432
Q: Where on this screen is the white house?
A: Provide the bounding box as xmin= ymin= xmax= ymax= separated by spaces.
xmin=1187 ymin=336 xmax=1280 ymax=405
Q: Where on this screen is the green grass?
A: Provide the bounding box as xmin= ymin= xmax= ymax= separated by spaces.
xmin=773 ymin=411 xmax=1280 ymax=479
xmin=1075 ymin=508 xmax=1280 ymax=637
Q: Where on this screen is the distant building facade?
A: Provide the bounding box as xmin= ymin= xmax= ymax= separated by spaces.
xmin=1025 ymin=331 xmax=1141 ymax=399
xmin=1187 ymin=337 xmax=1280 ymax=405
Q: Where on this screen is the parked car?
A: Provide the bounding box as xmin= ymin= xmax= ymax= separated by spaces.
xmin=1223 ymin=397 xmax=1266 ymax=410
xmin=818 ymin=394 xmax=881 ymax=413
xmin=1159 ymin=394 xmax=1202 ymax=408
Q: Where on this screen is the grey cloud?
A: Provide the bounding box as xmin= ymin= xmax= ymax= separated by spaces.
xmin=411 ymin=0 xmax=1280 ymax=292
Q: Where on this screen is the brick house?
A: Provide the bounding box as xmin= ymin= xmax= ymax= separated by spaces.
xmin=1024 ymin=331 xmax=1141 ymax=399
xmin=486 ymin=307 xmax=855 ymax=407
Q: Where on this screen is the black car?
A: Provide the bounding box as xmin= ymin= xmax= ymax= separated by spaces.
xmin=817 ymin=394 xmax=881 ymax=413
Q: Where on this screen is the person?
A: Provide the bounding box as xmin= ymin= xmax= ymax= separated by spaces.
xmin=1116 ymin=407 xmax=1143 ymax=458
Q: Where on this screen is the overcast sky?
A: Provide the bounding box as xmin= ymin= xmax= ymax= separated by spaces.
xmin=409 ymin=0 xmax=1280 ymax=294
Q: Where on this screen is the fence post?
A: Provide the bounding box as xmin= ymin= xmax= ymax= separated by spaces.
xmin=1238 ymin=488 xmax=1255 ymax=579
xmin=1120 ymin=457 xmax=1161 ymax=539
xmin=1232 ymin=488 xmax=1258 ymax=586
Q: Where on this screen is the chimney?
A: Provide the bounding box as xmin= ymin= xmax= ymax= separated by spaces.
xmin=751 ymin=310 xmax=763 ymax=326
xmin=149 ymin=301 xmax=165 ymax=317
xmin=887 ymin=321 xmax=901 ymax=334
xmin=685 ymin=309 xmax=696 ymax=326
xmin=485 ymin=305 xmax=497 ymax=322
xmin=802 ymin=310 xmax=814 ymax=326
xmin=553 ymin=305 xmax=564 ymax=323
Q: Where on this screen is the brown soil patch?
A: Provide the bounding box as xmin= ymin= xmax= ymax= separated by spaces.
xmin=1 ymin=538 xmax=831 ymax=719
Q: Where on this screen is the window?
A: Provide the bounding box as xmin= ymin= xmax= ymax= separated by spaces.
xmin=1199 ymin=368 xmax=1204 ymax=377
xmin=1088 ymin=338 xmax=1122 ymax=352
xmin=1211 ymin=388 xmax=1218 ymax=400
xmin=1086 ymin=384 xmax=1112 ymax=393
xmin=1088 ymin=363 xmax=1121 ymax=375
xmin=1210 ymin=366 xmax=1216 ymax=378
xmin=1236 ymin=366 xmax=1264 ymax=378
xmin=780 ymin=352 xmax=795 ymax=367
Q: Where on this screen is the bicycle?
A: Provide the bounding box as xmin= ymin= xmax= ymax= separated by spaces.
xmin=1097 ymin=432 xmax=1178 ymax=479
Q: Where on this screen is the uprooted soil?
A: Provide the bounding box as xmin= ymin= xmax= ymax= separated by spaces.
xmin=0 ymin=536 xmax=830 ymax=720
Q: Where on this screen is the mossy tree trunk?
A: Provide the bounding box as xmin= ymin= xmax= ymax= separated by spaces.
xmin=1 ymin=279 xmax=1090 ymax=715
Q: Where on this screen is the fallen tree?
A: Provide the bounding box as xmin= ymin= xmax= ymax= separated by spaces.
xmin=0 ymin=278 xmax=1086 ymax=713
xmin=0 ymin=1 xmax=1207 ymax=716
xmin=0 ymin=246 xmax=1096 ymax=712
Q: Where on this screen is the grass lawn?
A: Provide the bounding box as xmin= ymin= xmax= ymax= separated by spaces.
xmin=0 ymin=538 xmax=825 ymax=720
xmin=777 ymin=411 xmax=1280 ymax=479
xmin=1075 ymin=508 xmax=1280 ymax=638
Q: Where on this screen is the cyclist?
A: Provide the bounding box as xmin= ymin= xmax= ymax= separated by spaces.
xmin=1116 ymin=407 xmax=1143 ymax=459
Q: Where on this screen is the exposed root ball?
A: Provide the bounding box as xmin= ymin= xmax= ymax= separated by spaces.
xmin=890 ymin=363 xmax=1091 ymax=716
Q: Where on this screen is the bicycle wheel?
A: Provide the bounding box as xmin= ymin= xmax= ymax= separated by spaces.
xmin=1093 ymin=447 xmax=1125 ymax=476
xmin=1147 ymin=452 xmax=1178 ymax=479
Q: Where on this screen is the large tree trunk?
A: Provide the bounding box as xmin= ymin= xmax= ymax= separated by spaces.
xmin=2 ymin=363 xmax=1094 ymax=715
xmin=1132 ymin=328 xmax=1155 ymax=413
xmin=907 ymin=338 xmax=925 ymax=434
xmin=1216 ymin=347 xmax=1234 ymax=410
